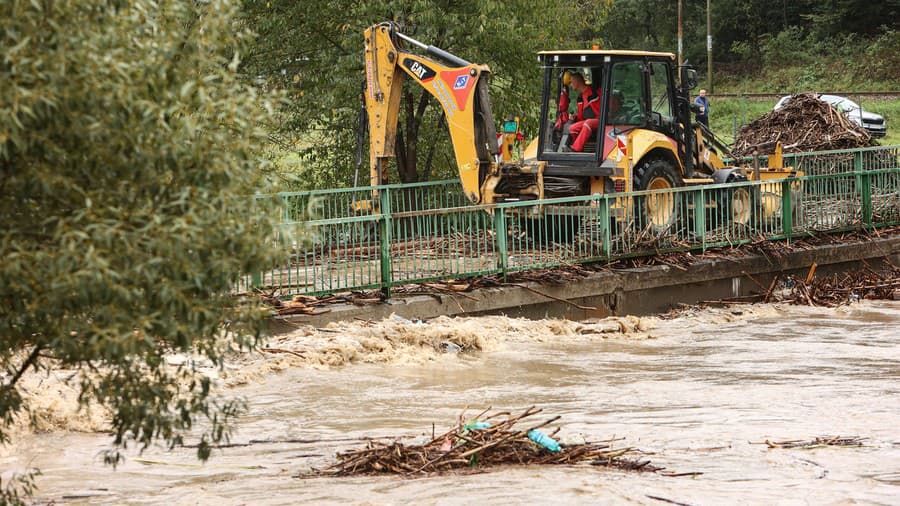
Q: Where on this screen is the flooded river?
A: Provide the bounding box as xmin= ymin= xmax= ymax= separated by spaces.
xmin=4 ymin=302 xmax=900 ymax=505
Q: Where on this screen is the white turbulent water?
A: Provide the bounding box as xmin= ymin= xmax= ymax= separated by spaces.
xmin=3 ymin=301 xmax=900 ymax=505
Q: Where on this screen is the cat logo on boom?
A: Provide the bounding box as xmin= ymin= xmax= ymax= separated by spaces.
xmin=404 ymin=60 xmax=436 ymax=82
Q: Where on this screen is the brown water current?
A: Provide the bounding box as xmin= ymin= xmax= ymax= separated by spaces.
xmin=3 ymin=301 xmax=899 ymax=505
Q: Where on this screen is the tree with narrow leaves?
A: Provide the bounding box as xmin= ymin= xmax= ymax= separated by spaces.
xmin=1 ymin=1 xmax=278 ymax=501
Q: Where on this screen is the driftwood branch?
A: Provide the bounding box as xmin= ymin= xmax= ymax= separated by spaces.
xmin=3 ymin=344 xmax=44 ymax=391
xmin=508 ymin=283 xmax=597 ymax=311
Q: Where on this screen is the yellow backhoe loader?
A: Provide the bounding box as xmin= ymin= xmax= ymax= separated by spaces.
xmin=363 ymin=22 xmax=798 ymax=228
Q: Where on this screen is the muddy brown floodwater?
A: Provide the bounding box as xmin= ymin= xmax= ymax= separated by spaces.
xmin=3 ymin=302 xmax=899 ymax=505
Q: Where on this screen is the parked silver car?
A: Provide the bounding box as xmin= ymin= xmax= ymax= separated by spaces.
xmin=774 ymin=94 xmax=887 ymax=138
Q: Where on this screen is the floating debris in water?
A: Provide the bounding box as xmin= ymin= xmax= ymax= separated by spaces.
xmin=757 ymin=436 xmax=868 ymax=449
xmin=308 ymin=406 xmax=661 ymax=477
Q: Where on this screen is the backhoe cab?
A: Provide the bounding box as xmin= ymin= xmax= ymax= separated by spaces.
xmin=363 ymin=23 xmax=797 ymax=225
xmin=530 ymin=51 xmax=796 ymax=194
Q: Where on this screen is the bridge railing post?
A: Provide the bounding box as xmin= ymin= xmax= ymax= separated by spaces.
xmin=692 ymin=188 xmax=707 ymax=252
xmin=597 ymin=195 xmax=612 ymax=258
xmin=855 ymin=151 xmax=873 ymax=229
xmin=493 ymin=206 xmax=509 ymax=280
xmin=379 ymin=187 xmax=393 ymax=298
xmin=781 ymin=179 xmax=793 ymax=240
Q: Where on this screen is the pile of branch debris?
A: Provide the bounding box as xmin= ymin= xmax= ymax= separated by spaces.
xmin=732 ymin=93 xmax=875 ymax=156
xmin=714 ymin=255 xmax=900 ymax=308
xmin=783 ymin=258 xmax=900 ymax=307
xmin=312 ymin=407 xmax=659 ymax=476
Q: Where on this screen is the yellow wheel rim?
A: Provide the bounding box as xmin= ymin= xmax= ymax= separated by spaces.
xmin=760 ymin=192 xmax=781 ymax=221
xmin=646 ymin=177 xmax=674 ymax=227
xmin=732 ymin=188 xmax=752 ymax=225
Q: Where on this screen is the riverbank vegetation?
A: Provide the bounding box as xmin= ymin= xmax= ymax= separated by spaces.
xmin=1 ymin=2 xmax=279 ymax=502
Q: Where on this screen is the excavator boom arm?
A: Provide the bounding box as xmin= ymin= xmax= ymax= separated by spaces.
xmin=364 ymin=23 xmax=498 ymax=203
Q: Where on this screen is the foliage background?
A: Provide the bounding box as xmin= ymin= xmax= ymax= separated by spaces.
xmin=241 ymin=0 xmax=899 ymax=191
xmin=241 ymin=0 xmax=599 ymax=188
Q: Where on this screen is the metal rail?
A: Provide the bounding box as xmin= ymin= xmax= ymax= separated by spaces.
xmin=241 ymin=146 xmax=900 ymax=297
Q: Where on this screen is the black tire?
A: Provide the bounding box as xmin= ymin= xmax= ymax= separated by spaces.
xmin=632 ymin=159 xmax=683 ymax=231
xmin=517 ymin=215 xmax=582 ymax=245
xmin=707 ymin=168 xmax=756 ymax=230
xmin=351 ymin=221 xmax=379 ymax=244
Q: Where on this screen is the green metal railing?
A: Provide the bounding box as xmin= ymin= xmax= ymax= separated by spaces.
xmin=241 ymin=146 xmax=899 ymax=297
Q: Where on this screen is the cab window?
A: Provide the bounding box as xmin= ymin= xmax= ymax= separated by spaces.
xmin=543 ymin=66 xmax=603 ymax=154
xmin=648 ymin=62 xmax=674 ymax=130
xmin=609 ymin=62 xmax=643 ymax=126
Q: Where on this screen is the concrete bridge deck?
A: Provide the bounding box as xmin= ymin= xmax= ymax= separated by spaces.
xmin=271 ymin=234 xmax=900 ymax=330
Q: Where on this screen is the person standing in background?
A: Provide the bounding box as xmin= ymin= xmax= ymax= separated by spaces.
xmin=694 ymin=89 xmax=710 ymax=127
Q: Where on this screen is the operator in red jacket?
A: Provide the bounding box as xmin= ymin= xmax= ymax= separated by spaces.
xmin=565 ymin=72 xmax=601 ymax=152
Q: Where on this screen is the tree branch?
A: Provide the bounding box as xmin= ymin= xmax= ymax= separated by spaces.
xmin=423 ymin=113 xmax=446 ymax=182
xmin=4 ymin=344 xmax=44 ymax=391
xmin=310 ymin=25 xmax=352 ymax=56
xmin=414 ymin=91 xmax=431 ymax=132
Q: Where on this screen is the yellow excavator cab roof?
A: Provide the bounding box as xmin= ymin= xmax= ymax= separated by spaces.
xmin=538 ymin=49 xmax=675 ymax=59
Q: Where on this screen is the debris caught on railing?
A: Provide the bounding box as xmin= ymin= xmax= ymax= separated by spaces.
xmin=256 ymin=290 xmax=383 ymax=316
xmin=323 ymin=232 xmax=498 ymax=261
xmin=308 ymin=407 xmax=661 ymax=477
xmin=256 ymin=226 xmax=900 ymax=313
xmin=710 ymin=255 xmax=899 ymax=307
